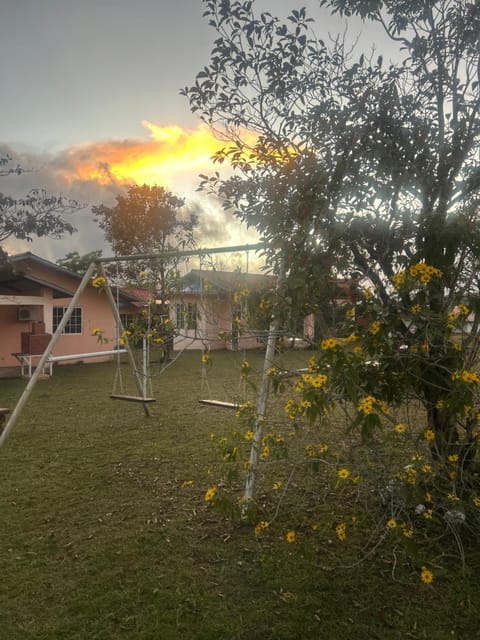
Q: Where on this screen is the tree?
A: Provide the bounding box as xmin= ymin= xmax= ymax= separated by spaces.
xmin=183 ymin=0 xmax=480 ymax=558
xmin=93 ymin=184 xmax=197 ymax=293
xmin=185 ymin=0 xmax=480 ymax=462
xmin=93 ymin=184 xmax=198 ymax=357
xmin=57 ymin=250 xmax=103 ymax=274
xmin=0 ymin=154 xmax=79 ymax=262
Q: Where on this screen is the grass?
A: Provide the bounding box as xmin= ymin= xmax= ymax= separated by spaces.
xmin=1 ymin=350 xmax=480 ymax=639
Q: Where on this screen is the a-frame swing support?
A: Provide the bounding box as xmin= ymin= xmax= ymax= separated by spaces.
xmin=0 ymin=261 xmax=152 ymax=449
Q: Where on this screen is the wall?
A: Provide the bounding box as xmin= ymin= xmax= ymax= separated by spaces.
xmin=0 ymin=257 xmax=133 ymax=368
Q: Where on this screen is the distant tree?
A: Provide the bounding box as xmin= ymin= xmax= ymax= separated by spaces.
xmin=93 ymin=184 xmax=198 ymax=359
xmin=93 ymin=184 xmax=197 ymax=297
xmin=57 ymin=250 xmax=103 ymax=274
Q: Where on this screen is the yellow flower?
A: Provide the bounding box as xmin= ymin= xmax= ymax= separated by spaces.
xmin=335 ymin=523 xmax=347 ymax=541
xmin=370 ymin=321 xmax=381 ymax=335
xmin=420 ymin=566 xmax=433 ymax=584
xmin=293 ymin=380 xmax=304 ymax=392
xmin=358 ymin=395 xmax=376 ymax=415
xmin=472 ymin=496 xmax=480 ymax=508
xmin=409 ymin=262 xmax=442 ymax=283
xmin=401 ymin=523 xmax=414 ymax=538
xmin=273 ymin=481 xmax=282 ymax=491
xmin=285 ymin=530 xmax=296 ymax=543
xmin=391 ymin=270 xmax=406 ymax=290
xmin=306 ymin=444 xmax=316 ymax=458
xmin=91 ymin=275 xmax=106 ymax=288
xmin=260 ymin=446 xmax=270 ymax=459
xmin=321 ymin=337 xmax=339 ymax=350
xmin=364 ymin=288 xmax=373 ymax=300
xmin=387 ymin=518 xmax=397 ymax=529
xmin=338 ymin=468 xmax=350 ymax=480
xmin=180 ymin=480 xmax=193 ymax=489
xmin=448 ymin=454 xmax=459 ymax=463
xmin=311 ymin=373 xmax=328 ymax=388
xmin=395 ymin=423 xmax=406 ymax=434
xmin=202 ymin=353 xmax=210 ymax=364
xmin=411 ymin=304 xmax=422 ymax=314
xmin=423 ymin=429 xmax=435 ymax=441
xmin=254 ymin=521 xmax=270 ymax=536
xmin=241 ymin=360 xmax=250 ymax=376
xmin=461 ymin=370 xmax=480 ymax=384
xmin=204 ymin=486 xmax=218 ymax=502
xmin=405 ymin=467 xmax=417 ymax=484
xmin=318 ymin=444 xmax=329 ymax=454
xmin=244 ymin=431 xmax=254 ymax=441
xmin=423 ymin=509 xmax=433 ymax=520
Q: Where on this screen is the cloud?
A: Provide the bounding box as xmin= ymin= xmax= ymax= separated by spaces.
xmin=1 ymin=124 xmax=261 ymax=264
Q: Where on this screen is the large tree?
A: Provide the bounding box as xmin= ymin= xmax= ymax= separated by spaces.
xmin=184 ymin=0 xmax=480 ymax=478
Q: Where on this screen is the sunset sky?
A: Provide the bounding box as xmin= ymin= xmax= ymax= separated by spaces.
xmin=0 ymin=0 xmax=392 ymax=264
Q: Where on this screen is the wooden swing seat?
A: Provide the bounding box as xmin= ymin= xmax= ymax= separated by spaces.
xmin=110 ymin=394 xmax=156 ymax=403
xmin=198 ymin=399 xmax=239 ymax=410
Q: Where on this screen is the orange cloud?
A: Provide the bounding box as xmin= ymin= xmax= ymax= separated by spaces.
xmin=58 ymin=121 xmax=230 ymax=188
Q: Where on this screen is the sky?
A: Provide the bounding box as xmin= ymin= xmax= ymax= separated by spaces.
xmin=0 ymin=0 xmax=396 ymax=267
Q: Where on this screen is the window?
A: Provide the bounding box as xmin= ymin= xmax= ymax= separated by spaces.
xmin=119 ymin=313 xmax=134 ymax=330
xmin=176 ymin=303 xmax=197 ymax=330
xmin=53 ymin=307 xmax=83 ymax=334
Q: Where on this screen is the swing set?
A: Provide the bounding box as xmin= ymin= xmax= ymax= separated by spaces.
xmin=0 ymin=241 xmax=288 ymax=504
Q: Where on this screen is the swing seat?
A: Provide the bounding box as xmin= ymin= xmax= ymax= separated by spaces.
xmin=198 ymin=399 xmax=239 ymax=409
xmin=110 ymin=394 xmax=156 ymax=403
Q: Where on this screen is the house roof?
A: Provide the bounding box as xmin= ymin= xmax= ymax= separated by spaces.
xmin=181 ymin=269 xmax=274 ymax=295
xmin=0 ymin=274 xmax=74 ymax=298
xmin=2 ymin=252 xmax=148 ymax=306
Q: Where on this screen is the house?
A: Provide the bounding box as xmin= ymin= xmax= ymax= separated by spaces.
xmin=0 ymin=252 xmax=145 ymax=372
xmin=171 ymin=269 xmax=315 ymax=351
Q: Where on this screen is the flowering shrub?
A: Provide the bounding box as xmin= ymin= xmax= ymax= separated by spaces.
xmin=204 ymin=262 xmax=480 ymax=582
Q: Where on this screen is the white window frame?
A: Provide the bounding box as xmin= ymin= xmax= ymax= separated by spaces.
xmin=52 ymin=306 xmax=83 ymax=335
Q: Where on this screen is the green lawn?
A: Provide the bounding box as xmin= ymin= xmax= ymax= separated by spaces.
xmin=1 ymin=350 xmax=479 ymax=639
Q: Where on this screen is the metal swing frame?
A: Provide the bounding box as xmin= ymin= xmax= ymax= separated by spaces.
xmin=0 ymin=243 xmax=265 ymax=448
xmin=0 ymin=241 xmax=284 ymax=509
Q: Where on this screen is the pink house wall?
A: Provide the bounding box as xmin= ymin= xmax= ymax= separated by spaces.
xmin=0 ymin=256 xmax=133 ymax=368
xmin=172 ymin=294 xmax=267 ymax=351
